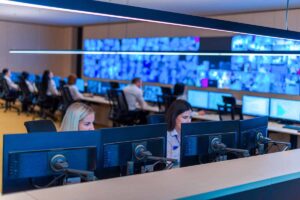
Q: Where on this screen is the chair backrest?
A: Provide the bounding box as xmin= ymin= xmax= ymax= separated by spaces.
xmin=24 ymin=119 xmax=57 ymax=133
xmin=61 ymin=86 xmax=74 ymax=111
xmin=107 ymin=89 xmax=129 ymax=113
xmin=217 ymin=104 xmax=235 ymax=121
xmin=147 ymin=114 xmax=165 ymax=124
xmin=222 ymin=96 xmax=236 ymax=107
xmin=18 ymin=80 xmax=32 ymax=100
xmin=157 ymin=94 xmax=177 ymax=112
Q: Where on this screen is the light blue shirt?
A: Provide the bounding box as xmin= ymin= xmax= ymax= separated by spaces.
xmin=167 ymin=129 xmax=180 ymax=165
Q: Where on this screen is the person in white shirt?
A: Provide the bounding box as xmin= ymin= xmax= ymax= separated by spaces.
xmin=123 ymin=77 xmax=148 ymax=124
xmin=65 ymin=74 xmax=84 ymax=101
xmin=20 ymin=71 xmax=37 ymax=93
xmin=19 ymin=71 xmax=38 ymax=112
xmin=41 ymin=70 xmax=60 ymax=112
xmin=165 ymin=99 xmax=193 ymax=166
xmin=2 ymin=68 xmax=19 ymax=91
xmin=123 ymin=77 xmax=146 ymax=111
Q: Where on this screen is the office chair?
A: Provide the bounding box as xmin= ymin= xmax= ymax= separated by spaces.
xmin=147 ymin=114 xmax=165 ymax=124
xmin=24 ymin=119 xmax=57 ymax=133
xmin=217 ymin=96 xmax=243 ymax=121
xmin=60 ymin=86 xmax=75 ymax=115
xmin=18 ymin=80 xmax=36 ymax=114
xmin=157 ymin=94 xmax=177 ymax=113
xmin=107 ymin=89 xmax=141 ymax=127
xmin=1 ymin=78 xmax=20 ymax=114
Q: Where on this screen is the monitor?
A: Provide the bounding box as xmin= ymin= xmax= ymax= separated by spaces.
xmin=180 ymin=121 xmax=247 ymax=167
xmin=27 ymin=74 xmax=36 ymax=83
xmin=52 ymin=76 xmax=61 ymax=89
xmin=143 ymin=85 xmax=163 ymax=102
xmin=87 ymin=80 xmax=102 ymax=95
xmin=100 ymin=82 xmax=111 ymax=96
xmin=11 ymin=72 xmax=21 ymax=83
xmin=187 ymin=90 xmax=209 ymax=109
xmin=208 ymin=92 xmax=232 ymax=110
xmin=270 ymin=98 xmax=300 ymax=122
xmin=242 ymin=95 xmax=270 ymax=116
xmin=239 ymin=116 xmax=269 ymax=155
xmin=97 ymin=124 xmax=167 ymax=179
xmin=2 ymin=131 xmax=101 ymax=194
xmin=76 ymin=78 xmax=85 ymax=92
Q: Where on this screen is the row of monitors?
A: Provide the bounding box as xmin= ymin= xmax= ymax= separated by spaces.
xmin=10 ymin=72 xmax=85 ymax=92
xmin=3 ymin=118 xmax=268 ymax=194
xmin=242 ymin=96 xmax=300 ymax=122
xmin=187 ymin=90 xmax=300 ymax=122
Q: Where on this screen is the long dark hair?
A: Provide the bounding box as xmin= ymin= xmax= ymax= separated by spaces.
xmin=165 ymin=99 xmax=192 ymax=131
xmin=41 ymin=70 xmax=50 ymax=93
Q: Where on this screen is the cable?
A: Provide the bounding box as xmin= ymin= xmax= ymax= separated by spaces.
xmin=30 ymin=174 xmax=66 ymax=189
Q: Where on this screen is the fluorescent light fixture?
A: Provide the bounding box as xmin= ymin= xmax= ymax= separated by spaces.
xmin=9 ymin=50 xmax=300 ymax=56
xmin=2 ymin=0 xmax=300 ymax=40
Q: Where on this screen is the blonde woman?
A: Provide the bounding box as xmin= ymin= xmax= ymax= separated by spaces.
xmin=60 ymin=102 xmax=95 ymax=131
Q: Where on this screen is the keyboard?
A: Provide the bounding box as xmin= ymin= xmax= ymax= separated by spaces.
xmin=283 ymin=125 xmax=300 ymax=131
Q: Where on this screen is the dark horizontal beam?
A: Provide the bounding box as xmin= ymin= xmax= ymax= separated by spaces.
xmin=9 ymin=0 xmax=300 ymax=40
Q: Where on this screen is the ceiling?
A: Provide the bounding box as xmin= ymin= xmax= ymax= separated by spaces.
xmin=0 ymin=0 xmax=299 ymax=26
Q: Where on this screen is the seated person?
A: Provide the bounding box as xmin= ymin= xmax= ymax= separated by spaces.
xmin=2 ymin=68 xmax=19 ymax=91
xmin=65 ymin=74 xmax=84 ymax=101
xmin=165 ymin=100 xmax=193 ymax=165
xmin=123 ymin=77 xmax=148 ymax=124
xmin=20 ymin=71 xmax=38 ymax=93
xmin=123 ymin=77 xmax=146 ymax=111
xmin=40 ymin=70 xmax=60 ymax=112
xmin=60 ymin=102 xmax=95 ymax=131
xmin=173 ymin=82 xmax=205 ymax=116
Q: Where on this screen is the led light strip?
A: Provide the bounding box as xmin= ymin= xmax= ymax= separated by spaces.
xmin=9 ymin=50 xmax=300 ymax=56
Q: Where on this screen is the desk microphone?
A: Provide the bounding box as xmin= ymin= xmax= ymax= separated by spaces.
xmin=134 ymin=144 xmax=177 ymax=164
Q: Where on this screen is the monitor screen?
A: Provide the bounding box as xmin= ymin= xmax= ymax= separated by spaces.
xmin=52 ymin=76 xmax=61 ymax=88
xmin=87 ymin=80 xmax=102 ymax=95
xmin=11 ymin=72 xmax=21 ymax=83
xmin=270 ymin=98 xmax=300 ymax=122
xmin=187 ymin=90 xmax=208 ymax=109
xmin=208 ymin=92 xmax=232 ymax=110
xmin=76 ymin=78 xmax=85 ymax=92
xmin=242 ymin=96 xmax=270 ymax=116
xmin=143 ymin=85 xmax=162 ymax=102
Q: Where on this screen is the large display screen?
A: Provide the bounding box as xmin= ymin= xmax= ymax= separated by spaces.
xmin=270 ymin=98 xmax=300 ymax=122
xmin=83 ymin=35 xmax=300 ymax=96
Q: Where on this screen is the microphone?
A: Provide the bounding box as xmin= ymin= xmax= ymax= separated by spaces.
xmin=134 ymin=144 xmax=178 ymax=164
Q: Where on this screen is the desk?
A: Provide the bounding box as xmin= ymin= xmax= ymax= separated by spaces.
xmin=4 ymin=149 xmax=300 ymax=200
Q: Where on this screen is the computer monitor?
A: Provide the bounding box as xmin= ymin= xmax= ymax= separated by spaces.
xmin=2 ymin=131 xmax=101 ymax=194
xmin=100 ymin=82 xmax=111 ymax=96
xmin=180 ymin=121 xmax=246 ymax=167
xmin=270 ymin=98 xmax=300 ymax=122
xmin=161 ymin=87 xmax=172 ymax=95
xmin=27 ymin=74 xmax=36 ymax=83
xmin=11 ymin=72 xmax=21 ymax=83
xmin=242 ymin=95 xmax=270 ymax=116
xmin=143 ymin=85 xmax=163 ymax=102
xmin=208 ymin=92 xmax=232 ymax=110
xmin=239 ymin=116 xmax=269 ymax=155
xmin=187 ymin=90 xmax=209 ymax=109
xmin=97 ymin=124 xmax=167 ymax=179
xmin=87 ymin=80 xmax=102 ymax=95
xmin=76 ymin=78 xmax=85 ymax=92
xmin=52 ymin=76 xmax=61 ymax=89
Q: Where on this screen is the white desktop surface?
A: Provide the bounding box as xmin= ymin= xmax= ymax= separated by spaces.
xmin=4 ymin=149 xmax=300 ymax=200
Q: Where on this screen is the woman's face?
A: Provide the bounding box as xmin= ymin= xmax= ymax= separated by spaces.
xmin=175 ymin=109 xmax=192 ymax=133
xmin=78 ymin=113 xmax=95 ymax=131
xmin=49 ymin=72 xmax=54 ymax=79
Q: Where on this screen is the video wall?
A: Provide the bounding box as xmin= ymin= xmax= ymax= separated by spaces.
xmin=83 ymin=35 xmax=300 ymax=95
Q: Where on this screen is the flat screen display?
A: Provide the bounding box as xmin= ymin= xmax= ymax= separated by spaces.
xmin=242 ymin=95 xmax=270 ymax=116
xmin=187 ymin=90 xmax=208 ymax=109
xmin=270 ymin=98 xmax=300 ymax=121
xmin=208 ymin=92 xmax=232 ymax=110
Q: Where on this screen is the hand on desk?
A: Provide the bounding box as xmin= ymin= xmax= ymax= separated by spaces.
xmin=198 ymin=110 xmax=206 ymax=116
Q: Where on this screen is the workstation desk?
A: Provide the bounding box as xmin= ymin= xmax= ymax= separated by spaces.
xmin=3 ymin=149 xmax=300 ymax=200
xmin=83 ymin=95 xmax=299 ymax=147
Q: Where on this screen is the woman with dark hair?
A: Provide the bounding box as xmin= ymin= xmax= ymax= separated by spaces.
xmin=165 ymin=99 xmax=193 ymax=164
xmin=41 ymin=70 xmax=59 ymax=96
xmin=40 ymin=70 xmax=60 ymax=112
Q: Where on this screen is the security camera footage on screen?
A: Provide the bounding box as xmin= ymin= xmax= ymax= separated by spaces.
xmin=83 ymin=35 xmax=300 ymax=95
